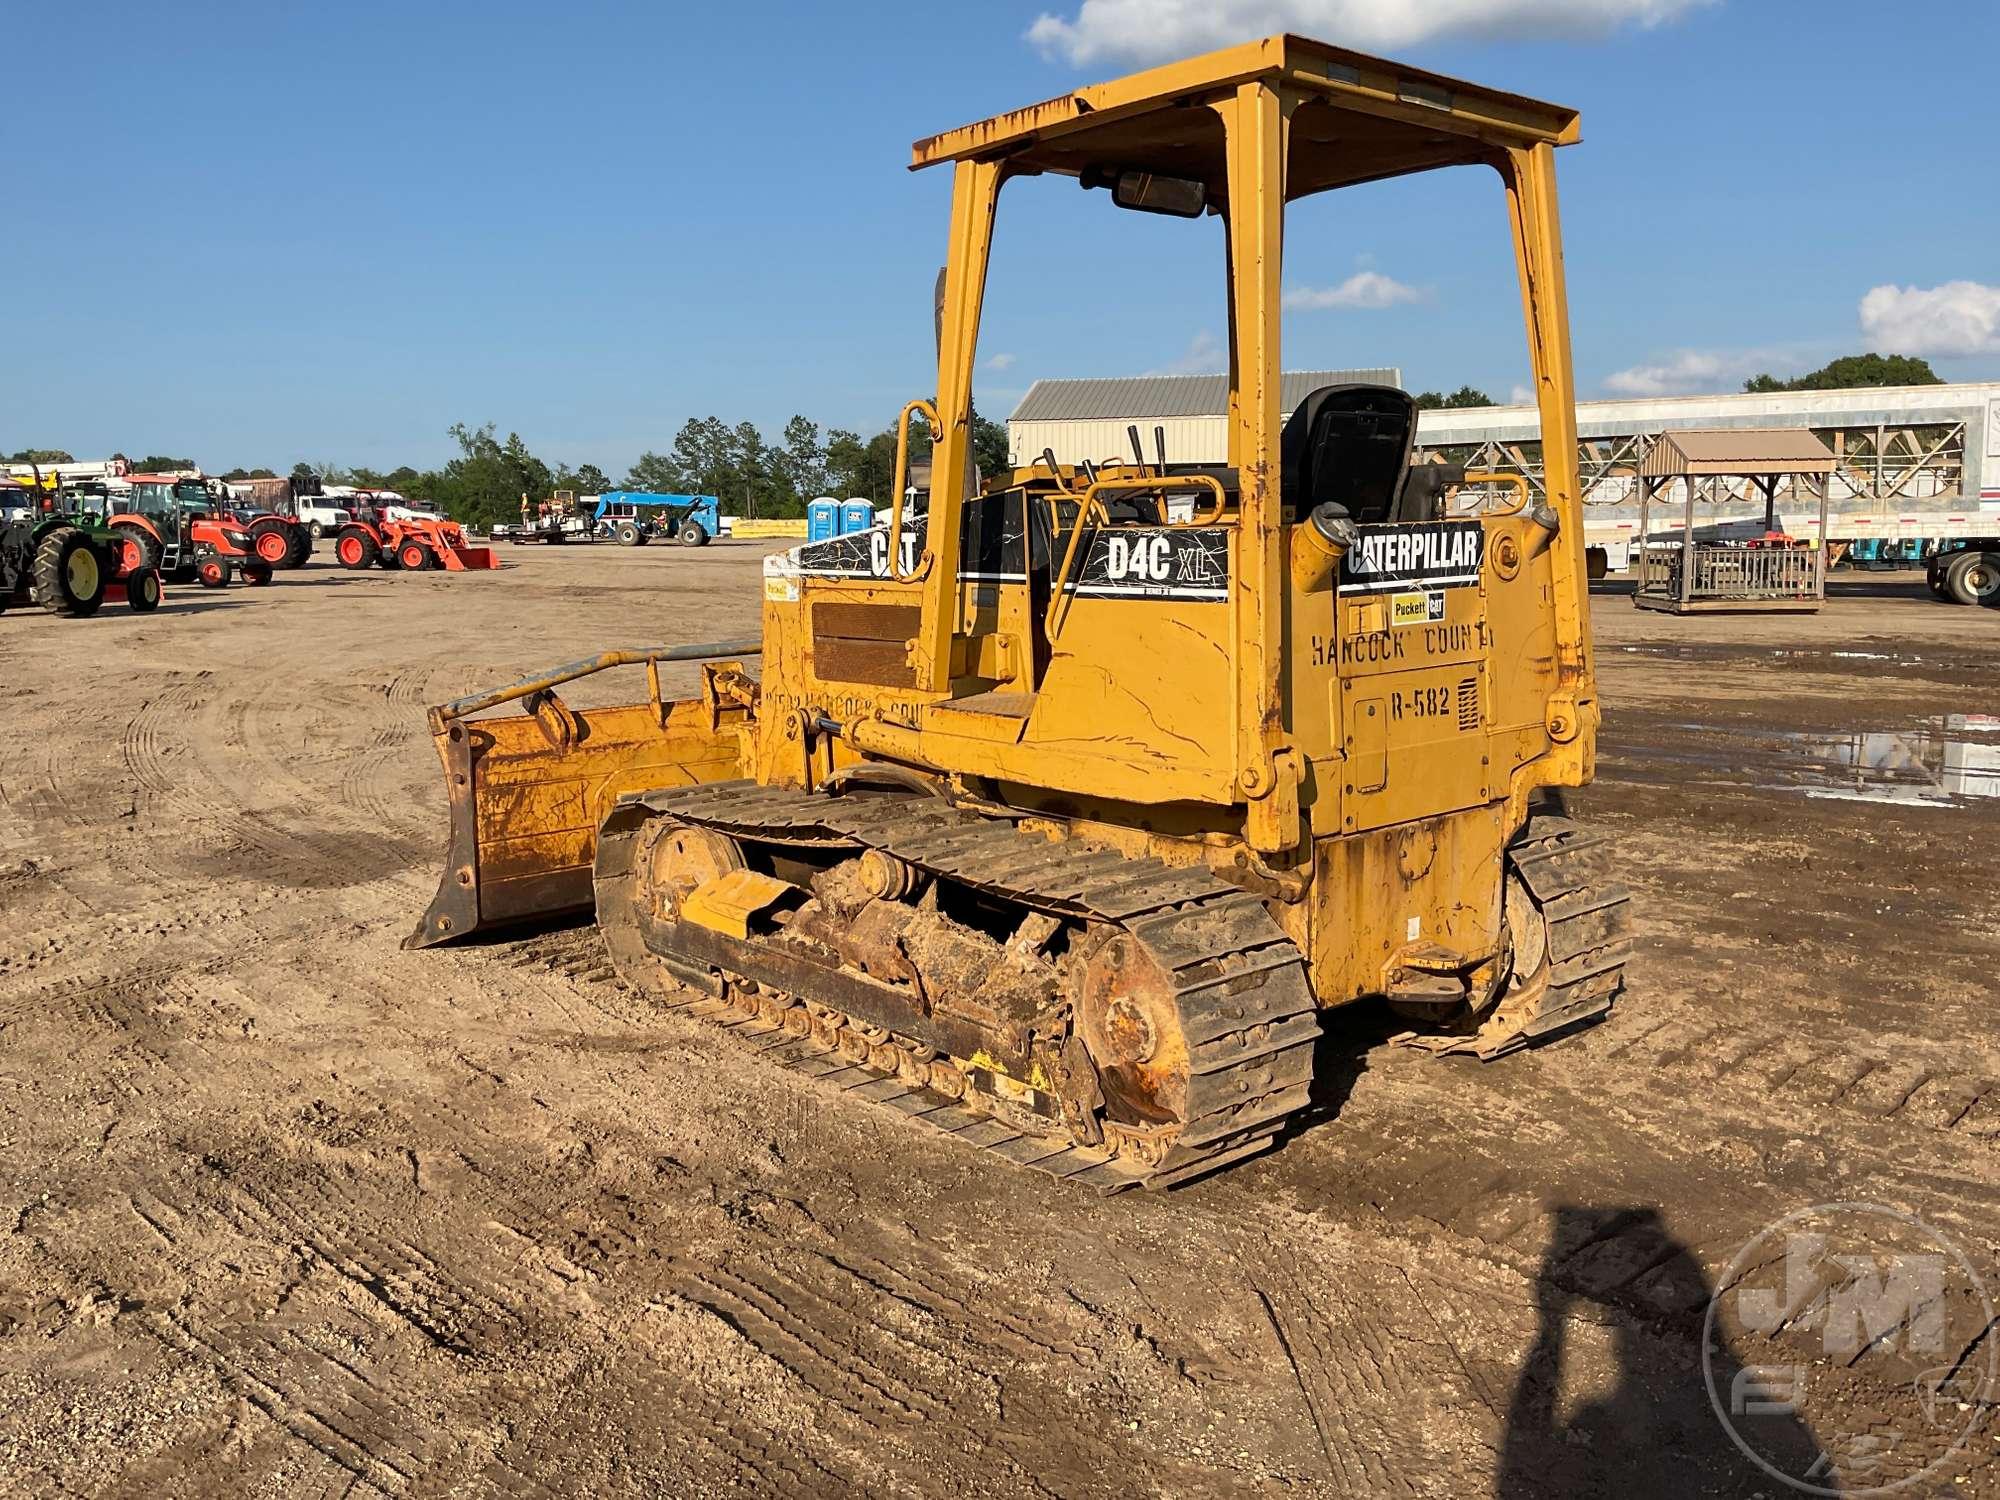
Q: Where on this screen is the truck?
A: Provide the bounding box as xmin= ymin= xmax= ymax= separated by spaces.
xmin=1927 ymin=540 xmax=2000 ymax=606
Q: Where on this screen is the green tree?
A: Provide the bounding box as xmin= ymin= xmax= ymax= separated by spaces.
xmin=732 ymin=420 xmax=796 ymax=518
xmin=772 ymin=415 xmax=828 ymax=505
xmin=8 ymin=448 xmax=74 ymax=464
xmin=823 ymin=429 xmax=866 ymax=499
xmin=1743 ymin=354 xmax=1942 ymax=393
xmin=134 ymin=454 xmax=197 ymax=472
xmin=830 ymin=428 xmax=911 ymax=504
xmin=624 ymin=450 xmax=685 ymax=492
xmin=970 ymin=404 xmax=1010 ymax=480
xmin=667 ymin=416 xmax=737 ymax=497
xmin=1413 ymin=386 xmax=1496 ymax=410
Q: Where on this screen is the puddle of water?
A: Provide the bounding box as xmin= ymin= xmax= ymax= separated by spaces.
xmin=1614 ymin=714 xmax=2000 ymax=807
xmin=1616 ymin=643 xmax=1928 ymax=666
xmin=1784 ymin=716 xmax=2000 ymax=805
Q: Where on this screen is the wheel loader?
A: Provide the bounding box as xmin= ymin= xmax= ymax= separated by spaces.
xmin=410 ymin=34 xmax=1631 ymax=1191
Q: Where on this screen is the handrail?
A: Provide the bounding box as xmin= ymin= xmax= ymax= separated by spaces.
xmin=1043 ymin=500 xmax=1097 ymax=640
xmin=1082 ymin=471 xmax=1228 ymax=524
xmin=1458 ymin=470 xmax=1532 ymax=517
xmin=887 ymin=398 xmax=941 ymax=581
xmin=427 ymin=638 xmax=761 ymax=733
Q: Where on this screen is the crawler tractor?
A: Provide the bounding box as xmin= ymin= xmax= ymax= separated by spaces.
xmin=412 ymin=35 xmax=1631 ymax=1191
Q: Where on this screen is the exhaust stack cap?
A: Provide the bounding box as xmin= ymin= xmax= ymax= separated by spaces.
xmin=1309 ymin=501 xmax=1359 ymax=555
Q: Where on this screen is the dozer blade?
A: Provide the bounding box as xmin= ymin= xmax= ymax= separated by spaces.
xmin=407 ymin=641 xmax=759 ymax=949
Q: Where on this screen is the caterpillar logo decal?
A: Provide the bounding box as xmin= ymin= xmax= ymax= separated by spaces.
xmin=1340 ymin=520 xmax=1485 ymax=594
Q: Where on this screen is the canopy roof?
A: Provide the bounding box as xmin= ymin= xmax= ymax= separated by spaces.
xmin=910 ymin=34 xmax=1578 ymax=198
xmin=1639 ymin=428 xmax=1837 ymax=478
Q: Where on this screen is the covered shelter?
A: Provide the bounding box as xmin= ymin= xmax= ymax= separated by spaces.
xmin=1633 ymin=428 xmax=1837 ymax=613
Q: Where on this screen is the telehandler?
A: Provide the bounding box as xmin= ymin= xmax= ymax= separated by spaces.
xmin=411 ymin=34 xmax=1630 ymax=1191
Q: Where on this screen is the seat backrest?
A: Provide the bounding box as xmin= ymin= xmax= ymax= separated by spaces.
xmin=1279 ymin=384 xmax=1418 ymax=524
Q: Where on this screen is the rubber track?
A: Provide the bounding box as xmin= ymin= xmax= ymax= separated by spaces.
xmin=598 ymin=780 xmax=1321 ymax=1192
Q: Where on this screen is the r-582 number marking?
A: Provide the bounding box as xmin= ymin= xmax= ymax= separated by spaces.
xmin=1391 ymin=687 xmax=1453 ymax=721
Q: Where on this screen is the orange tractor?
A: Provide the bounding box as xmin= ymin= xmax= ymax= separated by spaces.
xmin=228 ymin=504 xmax=311 ymax=569
xmin=102 ymin=475 xmax=276 ymax=589
xmin=333 ymin=506 xmax=496 ymax=572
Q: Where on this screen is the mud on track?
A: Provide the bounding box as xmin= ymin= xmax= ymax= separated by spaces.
xmin=1 ymin=550 xmax=1996 ymax=1497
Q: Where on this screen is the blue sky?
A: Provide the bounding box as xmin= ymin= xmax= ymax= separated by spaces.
xmin=7 ymin=0 xmax=1996 ymax=475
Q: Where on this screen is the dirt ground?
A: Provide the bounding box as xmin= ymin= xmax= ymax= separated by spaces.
xmin=1 ymin=542 xmax=1995 ymax=1498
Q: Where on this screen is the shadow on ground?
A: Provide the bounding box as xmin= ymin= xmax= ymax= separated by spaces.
xmin=1495 ymin=1205 xmax=1821 ymax=1499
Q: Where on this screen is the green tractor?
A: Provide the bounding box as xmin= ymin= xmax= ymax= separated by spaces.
xmin=0 ymin=482 xmax=162 ymax=617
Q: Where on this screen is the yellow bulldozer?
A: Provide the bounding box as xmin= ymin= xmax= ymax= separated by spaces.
xmin=410 ymin=34 xmax=1630 ymax=1192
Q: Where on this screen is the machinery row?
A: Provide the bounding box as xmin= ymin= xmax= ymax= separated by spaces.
xmin=0 ymin=466 xmax=497 ymax=618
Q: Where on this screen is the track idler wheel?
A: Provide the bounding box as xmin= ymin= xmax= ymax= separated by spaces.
xmin=1075 ymin=934 xmax=1189 ymax=1127
xmin=642 ymin=822 xmax=746 ymax=918
xmin=594 ymin=807 xmax=749 ymax=1008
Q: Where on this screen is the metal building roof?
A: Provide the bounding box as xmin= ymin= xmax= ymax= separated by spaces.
xmin=1638 ymin=427 xmax=1837 ymax=477
xmin=1010 ymin=369 xmax=1402 ymax=423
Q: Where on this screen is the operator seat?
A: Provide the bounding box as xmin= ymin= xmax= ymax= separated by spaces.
xmin=1280 ymin=384 xmax=1422 ymax=524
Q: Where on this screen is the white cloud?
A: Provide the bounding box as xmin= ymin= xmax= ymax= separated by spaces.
xmin=1858 ymin=281 xmax=2000 ymax=359
xmin=1509 ymin=383 xmax=1536 ymax=405
xmin=985 ymin=352 xmax=1019 ymax=371
xmin=1283 ymin=270 xmax=1422 ymax=311
xmin=1602 ymin=348 xmax=1755 ymax=397
xmin=1145 ymin=329 xmax=1225 ymax=376
xmin=1027 ymin=0 xmax=1714 ymax=67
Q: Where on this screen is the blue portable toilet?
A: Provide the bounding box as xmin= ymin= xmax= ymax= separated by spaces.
xmin=841 ymin=499 xmax=875 ymax=535
xmin=807 ymin=497 xmax=840 ymax=542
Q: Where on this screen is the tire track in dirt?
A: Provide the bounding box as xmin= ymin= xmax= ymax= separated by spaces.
xmin=228 ymin=666 xmax=436 ymax=844
xmin=148 ymin=1309 xmax=423 ymax=1496
xmin=1603 ymin=1005 xmax=1999 ymax=1143
xmin=333 ymin=722 xmax=430 ymax=837
xmin=118 ymin=671 xmax=426 ymax=893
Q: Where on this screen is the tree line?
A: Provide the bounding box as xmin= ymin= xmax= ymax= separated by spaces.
xmin=249 ymin=408 xmax=1010 ymax=532
xmin=10 ymin=354 xmax=1941 ymax=530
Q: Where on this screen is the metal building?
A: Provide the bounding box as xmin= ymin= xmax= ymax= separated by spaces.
xmin=1415 ymin=382 xmax=2000 ymax=546
xmin=1008 ymin=369 xmax=1401 ymax=467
